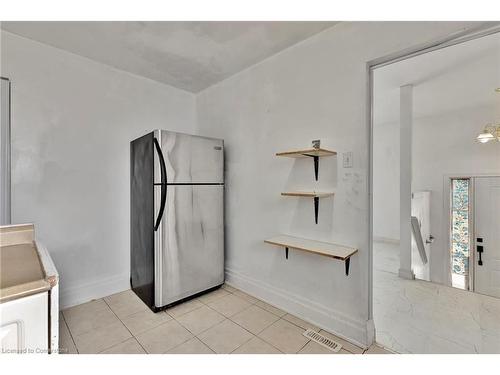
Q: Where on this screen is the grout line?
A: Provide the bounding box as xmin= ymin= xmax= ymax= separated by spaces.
xmin=126 ymin=299 xmax=207 ymax=341
xmin=227 ymin=334 xmax=258 ymax=354
xmin=217 ymin=320 xmax=255 ymax=354
xmin=228 ymin=308 xmax=279 ymax=336
xmin=165 ymin=336 xmax=216 ymax=354
xmin=101 ymin=298 xmax=148 ymax=354
xmin=60 ymin=314 xmax=80 ymax=354
xmin=296 ymin=338 xmax=312 ymax=354
xmin=221 ymin=285 xmax=300 ymax=353
xmin=227 ymin=316 xmax=283 ymax=354
xmin=62 ymin=300 xmax=113 ymax=354
xmin=166 ymin=301 xmax=205 ymax=320
xmin=272 ymin=318 xmax=311 ymax=354
xmin=281 ymin=314 xmax=317 ymax=332
xmin=161 ymin=335 xmax=198 ymax=354
xmin=181 ymin=300 xmax=258 ymax=338
xmin=197 ymin=292 xmax=233 ymax=305
xmin=192 ymin=318 xmax=242 ymax=353
xmin=253 ymin=300 xmax=287 ymax=318
xmin=170 ymin=296 xmax=267 ymax=353
xmin=231 ymin=292 xmax=260 ymax=306
xmin=173 ymin=305 xmax=225 ymax=337
xmin=124 ymin=314 xmax=175 ymax=337
xmin=224 ymin=284 xmax=261 ymax=304
xmin=180 ymin=302 xmax=259 ymax=354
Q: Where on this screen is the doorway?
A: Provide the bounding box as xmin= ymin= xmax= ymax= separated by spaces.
xmin=370 ymin=26 xmax=500 ymax=353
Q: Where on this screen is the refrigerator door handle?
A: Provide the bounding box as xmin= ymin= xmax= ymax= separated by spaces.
xmin=154 ymin=137 xmax=167 ymax=231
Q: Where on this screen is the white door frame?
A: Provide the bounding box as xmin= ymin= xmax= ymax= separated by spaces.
xmin=367 ymin=23 xmax=500 ymax=328
xmin=445 ymin=175 xmax=475 ymax=290
xmin=443 ymin=173 xmax=500 ymax=293
xmin=1 ymin=77 xmax=11 ymax=225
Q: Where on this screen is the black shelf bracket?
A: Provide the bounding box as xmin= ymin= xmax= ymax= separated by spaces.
xmin=314 ymin=196 xmax=319 ymax=224
xmin=313 ymin=156 xmax=319 ymax=181
xmin=345 ymin=258 xmax=351 ymax=276
xmin=304 ymin=154 xmax=319 ymax=180
xmin=285 ymin=247 xmax=289 ymax=259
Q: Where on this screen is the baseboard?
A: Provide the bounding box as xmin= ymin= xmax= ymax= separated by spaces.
xmin=225 ymin=268 xmax=371 ymax=349
xmin=59 ymin=273 xmax=130 ymax=309
xmin=398 ymin=268 xmax=415 ymax=280
xmin=366 ymin=318 xmax=375 ymax=347
xmin=373 ymin=236 xmax=400 ymax=245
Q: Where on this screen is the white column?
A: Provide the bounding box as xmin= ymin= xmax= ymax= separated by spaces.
xmin=399 ymin=84 xmax=415 ymax=280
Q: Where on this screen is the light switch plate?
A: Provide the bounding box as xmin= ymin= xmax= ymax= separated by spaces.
xmin=343 ymin=152 xmax=353 ymax=168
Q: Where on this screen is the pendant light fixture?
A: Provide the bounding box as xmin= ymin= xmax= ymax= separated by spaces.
xmin=476 ymin=88 xmax=500 ymax=143
xmin=477 ymin=125 xmax=500 ymax=143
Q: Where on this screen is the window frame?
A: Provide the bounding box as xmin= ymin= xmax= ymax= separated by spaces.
xmin=449 ymin=177 xmax=474 ymax=290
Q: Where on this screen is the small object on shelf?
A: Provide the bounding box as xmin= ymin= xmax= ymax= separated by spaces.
xmin=281 ymin=191 xmax=335 ymax=224
xmin=312 ymin=140 xmax=321 ymax=149
xmin=264 ymin=234 xmax=357 ymax=276
xmin=276 ymin=148 xmax=336 ymax=181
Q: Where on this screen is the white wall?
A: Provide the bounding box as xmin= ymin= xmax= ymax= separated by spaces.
xmin=0 ymin=31 xmax=196 ymax=308
xmin=196 ymin=21 xmax=478 ymax=347
xmin=373 ymin=119 xmax=400 ymax=242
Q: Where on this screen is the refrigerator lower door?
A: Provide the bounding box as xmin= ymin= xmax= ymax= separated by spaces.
xmin=154 ymin=184 xmax=224 ymax=307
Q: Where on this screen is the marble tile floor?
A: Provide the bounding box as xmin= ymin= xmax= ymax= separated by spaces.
xmin=59 ymin=284 xmax=390 ymax=354
xmin=373 ymin=241 xmax=500 ymax=353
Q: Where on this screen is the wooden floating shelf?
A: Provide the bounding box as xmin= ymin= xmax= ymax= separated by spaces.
xmin=281 ymin=191 xmax=335 ymax=224
xmin=276 ymin=148 xmax=337 ymax=158
xmin=264 ymin=235 xmax=357 ymax=276
xmin=264 ymin=235 xmax=357 ymax=261
xmin=276 ymin=148 xmax=337 ymax=181
xmin=281 ymin=191 xmax=334 ymax=198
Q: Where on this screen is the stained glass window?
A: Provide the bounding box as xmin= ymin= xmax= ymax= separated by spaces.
xmin=451 ymin=179 xmax=470 ymax=281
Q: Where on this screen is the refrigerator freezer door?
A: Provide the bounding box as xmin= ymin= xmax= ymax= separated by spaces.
xmin=155 ymin=184 xmax=224 ymax=307
xmin=155 ymin=130 xmax=224 ymax=184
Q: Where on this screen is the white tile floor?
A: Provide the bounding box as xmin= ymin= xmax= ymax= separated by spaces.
xmin=373 ymin=241 xmax=500 ymax=353
xmin=59 ymin=284 xmax=390 ymax=354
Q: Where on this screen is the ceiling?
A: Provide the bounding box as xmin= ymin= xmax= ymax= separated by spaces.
xmin=374 ymin=31 xmax=500 ymax=124
xmin=1 ymin=21 xmax=336 ymax=92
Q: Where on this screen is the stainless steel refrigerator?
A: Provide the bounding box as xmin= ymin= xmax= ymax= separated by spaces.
xmin=130 ymin=130 xmax=224 ymax=311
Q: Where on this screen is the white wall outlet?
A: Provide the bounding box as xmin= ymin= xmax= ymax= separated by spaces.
xmin=343 ymin=152 xmax=353 ymax=168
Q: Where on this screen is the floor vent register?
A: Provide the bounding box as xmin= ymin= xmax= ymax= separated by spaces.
xmin=303 ymin=329 xmax=343 ymax=352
